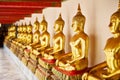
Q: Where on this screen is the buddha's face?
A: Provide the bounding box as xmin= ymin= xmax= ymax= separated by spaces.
xmin=72 ymin=21 xmax=80 ymax=32
xmin=19 ymin=27 xmax=22 ymax=32
xmin=54 ymin=24 xmax=60 ymax=32
xmin=109 ymin=16 xmax=120 ymax=33
xmin=40 ymin=24 xmax=46 ymax=32
xmin=27 ymin=26 xmax=32 ymax=33
xmin=33 ymin=24 xmax=39 ymax=31
xmin=23 ymin=27 xmax=26 ymax=32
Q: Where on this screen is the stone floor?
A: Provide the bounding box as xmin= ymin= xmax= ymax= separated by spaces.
xmin=0 ymin=48 xmax=27 ymax=80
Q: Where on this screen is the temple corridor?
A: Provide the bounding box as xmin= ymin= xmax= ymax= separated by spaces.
xmin=0 ymin=48 xmax=27 ymax=80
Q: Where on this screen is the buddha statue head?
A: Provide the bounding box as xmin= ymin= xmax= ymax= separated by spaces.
xmin=109 ymin=1 xmax=120 ymax=34
xmin=72 ymin=4 xmax=85 ymax=32
xmin=27 ymin=21 xmax=32 ymax=33
xmin=54 ymin=14 xmax=65 ymax=33
xmin=40 ymin=15 xmax=48 ymax=32
xmin=33 ymin=17 xmax=39 ymax=31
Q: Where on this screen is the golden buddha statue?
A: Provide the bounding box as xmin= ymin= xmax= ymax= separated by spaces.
xmin=25 ymin=17 xmax=40 ymax=54
xmin=15 ymin=23 xmax=27 ymax=59
xmin=26 ymin=17 xmax=41 ymax=73
xmin=29 ymin=17 xmax=40 ymax=49
xmin=16 ymin=23 xmax=23 ymax=44
xmin=32 ymin=15 xmax=50 ymax=56
xmin=35 ymin=14 xmax=65 ymax=80
xmin=14 ymin=23 xmax=25 ymax=54
xmin=7 ymin=25 xmax=16 ymax=39
xmin=11 ymin=24 xmax=16 ymax=39
xmin=52 ymin=4 xmax=89 ymax=80
xmin=29 ymin=15 xmax=51 ymax=74
xmin=26 ymin=21 xmax=33 ymax=45
xmin=43 ymin=13 xmax=65 ymax=60
xmin=37 ymin=15 xmax=50 ymax=51
xmin=22 ymin=23 xmax=27 ymax=45
xmin=11 ymin=24 xmax=21 ymax=54
xmin=30 ymin=15 xmax=50 ymax=61
xmin=15 ymin=26 xmax=21 ymax=43
xmin=56 ymin=3 xmax=89 ymax=71
xmin=21 ymin=22 xmax=33 ymax=65
xmin=5 ymin=24 xmax=16 ymax=48
xmin=18 ymin=24 xmax=24 ymax=46
xmin=11 ymin=25 xmax=19 ymax=44
xmin=82 ymin=1 xmax=120 ymax=80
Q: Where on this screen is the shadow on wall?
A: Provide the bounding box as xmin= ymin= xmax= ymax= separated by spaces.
xmin=89 ymin=34 xmax=96 ymax=66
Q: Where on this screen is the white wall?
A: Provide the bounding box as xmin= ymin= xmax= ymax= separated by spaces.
xmin=18 ymin=0 xmax=119 ymax=67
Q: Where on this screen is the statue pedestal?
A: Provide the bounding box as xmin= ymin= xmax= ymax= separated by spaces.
xmin=35 ymin=63 xmax=59 ymax=80
xmin=35 ymin=57 xmax=58 ymax=80
xmin=38 ymin=57 xmax=55 ymax=69
xmin=52 ymin=66 xmax=88 ymax=80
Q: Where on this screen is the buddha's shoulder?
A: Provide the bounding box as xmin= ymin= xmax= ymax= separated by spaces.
xmin=56 ymin=32 xmax=65 ymax=36
xmin=43 ymin=31 xmax=50 ymax=35
xmin=77 ymin=32 xmax=88 ymax=40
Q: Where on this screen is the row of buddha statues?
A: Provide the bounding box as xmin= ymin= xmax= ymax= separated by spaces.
xmin=4 ymin=1 xmax=120 ymax=80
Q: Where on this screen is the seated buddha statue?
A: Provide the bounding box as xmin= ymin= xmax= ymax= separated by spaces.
xmin=82 ymin=2 xmax=120 ymax=80
xmin=11 ymin=25 xmax=19 ymax=45
xmin=17 ymin=24 xmax=24 ymax=47
xmin=26 ymin=21 xmax=33 ymax=45
xmin=56 ymin=4 xmax=89 ymax=71
xmin=6 ymin=25 xmax=16 ymax=40
xmin=22 ymin=23 xmax=27 ymax=45
xmin=35 ymin=14 xmax=65 ymax=80
xmin=32 ymin=15 xmax=50 ymax=56
xmin=27 ymin=17 xmax=40 ymax=50
xmin=24 ymin=17 xmax=40 ymax=61
xmin=11 ymin=24 xmax=21 ymax=53
xmin=26 ymin=18 xmax=41 ymax=72
xmin=16 ymin=23 xmax=23 ymax=44
xmin=16 ymin=23 xmax=27 ymax=59
xmin=5 ymin=26 xmax=12 ymax=42
xmin=14 ymin=26 xmax=20 ymax=44
xmin=28 ymin=16 xmax=51 ymax=73
xmin=43 ymin=14 xmax=65 ymax=60
xmin=52 ymin=4 xmax=89 ymax=80
xmin=21 ymin=22 xmax=33 ymax=65
xmin=17 ymin=23 xmax=27 ymax=49
xmin=5 ymin=24 xmax=16 ymax=48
